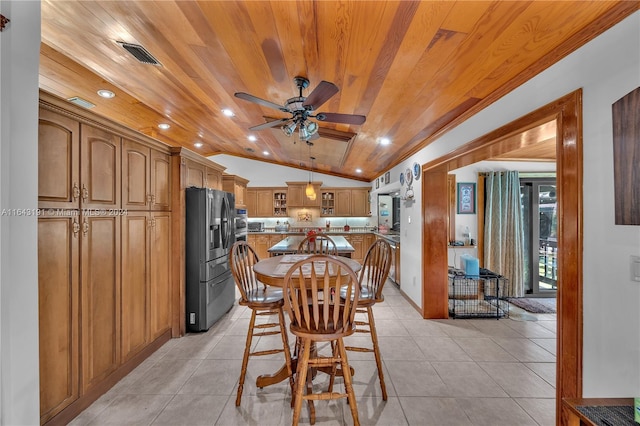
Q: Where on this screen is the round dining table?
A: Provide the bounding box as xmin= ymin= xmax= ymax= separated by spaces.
xmin=252 ymin=254 xmax=361 ymax=390
xmin=253 ymin=254 xmax=361 ymax=287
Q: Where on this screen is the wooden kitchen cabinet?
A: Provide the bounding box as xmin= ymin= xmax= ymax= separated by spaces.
xmin=287 ymin=182 xmax=321 ymax=207
xmin=206 ymin=166 xmax=222 ymax=190
xmin=345 ymin=233 xmax=365 ymax=263
xmin=121 ymin=211 xmax=172 ymax=363
xmin=335 ymin=189 xmax=352 ymax=216
xmin=249 ymin=233 xmax=271 ymax=259
xmin=122 ymin=139 xmax=171 ymax=211
xmin=185 ymin=158 xmax=206 ymax=188
xmin=223 ymin=174 xmax=249 ymax=207
xmin=320 ymin=191 xmax=335 ymax=215
xmin=320 ymin=188 xmax=371 ymax=217
xmin=80 ymin=124 xmax=121 ymax=210
xmin=38 ymin=108 xmax=80 ymax=209
xmin=351 ymin=188 xmax=371 ymax=216
xmin=80 ymin=214 xmax=121 ymax=393
xmin=38 ymin=214 xmax=80 ymax=423
xmin=149 ymin=213 xmax=172 ymax=340
xmin=273 ymin=189 xmax=288 ymax=216
xmin=38 ymin=110 xmax=122 ymax=210
xmin=250 ymin=188 xmax=274 ymax=217
xmin=39 ymin=94 xmax=176 ymax=425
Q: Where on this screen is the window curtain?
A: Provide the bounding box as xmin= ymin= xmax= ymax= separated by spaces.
xmin=483 ymin=171 xmax=525 ymax=297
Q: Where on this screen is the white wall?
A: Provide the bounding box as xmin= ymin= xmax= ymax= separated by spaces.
xmin=210 ymin=154 xmax=371 ymax=188
xmin=382 ymin=12 xmax=639 ymax=396
xmin=0 ymin=1 xmax=41 ymax=423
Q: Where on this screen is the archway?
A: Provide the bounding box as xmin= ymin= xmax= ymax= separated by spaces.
xmin=421 ymin=90 xmax=582 ymax=425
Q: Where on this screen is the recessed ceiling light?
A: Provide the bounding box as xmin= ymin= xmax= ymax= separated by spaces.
xmin=194 ymin=142 xmax=203 ymax=148
xmin=222 ymin=109 xmax=235 ymax=117
xmin=247 ymin=135 xmax=257 ymax=142
xmin=355 ymin=168 xmax=362 ymax=173
xmin=380 ymin=138 xmax=391 ymax=146
xmin=158 ymin=123 xmax=170 ymax=130
xmin=97 ymin=89 xmax=115 ymax=99
xmin=263 ymin=151 xmax=269 ymax=156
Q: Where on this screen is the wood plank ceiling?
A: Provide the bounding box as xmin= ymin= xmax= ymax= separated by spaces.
xmin=39 ymin=1 xmax=638 ymax=181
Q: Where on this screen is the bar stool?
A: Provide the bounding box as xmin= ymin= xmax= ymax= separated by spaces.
xmin=343 ymin=239 xmax=392 ymax=400
xmin=283 ymin=255 xmax=361 ymax=426
xmin=229 ymin=241 xmax=294 ymax=406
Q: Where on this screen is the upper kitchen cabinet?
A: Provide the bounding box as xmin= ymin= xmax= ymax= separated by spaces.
xmin=185 ymin=159 xmax=206 ymax=189
xmin=205 ymin=167 xmax=222 ymax=191
xmin=351 ymin=188 xmax=371 ymax=216
xmin=38 ymin=108 xmax=80 ymax=209
xmin=335 ymin=189 xmax=352 ymax=216
xmin=287 ymin=182 xmax=321 ymax=207
xmin=38 ymin=108 xmax=122 ymax=210
xmin=122 ymin=139 xmax=171 ymax=211
xmin=222 ymin=174 xmax=249 ymax=208
xmin=320 ymin=188 xmax=371 ymax=217
xmin=246 ymin=188 xmax=276 ymax=217
xmin=80 ymin=124 xmax=121 ymax=210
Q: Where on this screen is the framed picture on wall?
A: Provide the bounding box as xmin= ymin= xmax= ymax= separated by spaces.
xmin=457 ymin=182 xmax=476 ymax=214
xmin=375 ymin=179 xmax=379 ymax=189
xmin=384 ymin=171 xmax=390 ymax=184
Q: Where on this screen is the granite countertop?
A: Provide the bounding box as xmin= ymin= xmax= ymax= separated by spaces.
xmin=268 ymin=235 xmax=355 ymax=253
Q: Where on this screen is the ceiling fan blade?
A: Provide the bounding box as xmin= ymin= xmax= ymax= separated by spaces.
xmin=235 ymin=92 xmax=286 ymax=111
xmin=302 ymin=81 xmax=338 ymax=110
xmin=248 ymin=118 xmax=290 ymax=131
xmin=315 ymin=112 xmax=366 ymax=125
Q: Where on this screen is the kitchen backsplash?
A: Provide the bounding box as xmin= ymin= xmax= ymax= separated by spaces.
xmin=248 ymin=210 xmax=376 ymax=231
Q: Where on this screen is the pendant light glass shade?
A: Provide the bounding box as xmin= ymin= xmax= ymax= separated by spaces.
xmin=305 ymin=181 xmax=316 ymax=198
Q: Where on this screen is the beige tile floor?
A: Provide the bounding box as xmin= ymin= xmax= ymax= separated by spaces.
xmin=70 ymin=283 xmax=556 ymax=425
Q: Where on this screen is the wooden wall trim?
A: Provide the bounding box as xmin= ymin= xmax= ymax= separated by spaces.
xmin=421 ymin=90 xmax=583 ymax=426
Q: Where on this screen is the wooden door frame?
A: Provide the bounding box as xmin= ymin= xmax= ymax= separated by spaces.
xmin=421 ymin=90 xmax=582 ymax=426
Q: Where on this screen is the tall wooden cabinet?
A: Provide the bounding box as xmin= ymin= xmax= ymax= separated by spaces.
xmin=121 ymin=211 xmax=172 ymax=363
xmin=38 ymin=213 xmax=79 ymax=423
xmin=38 ymin=94 xmax=175 ymax=425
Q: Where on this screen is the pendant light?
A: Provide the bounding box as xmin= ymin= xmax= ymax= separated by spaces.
xmin=306 ymin=143 xmax=316 ymax=200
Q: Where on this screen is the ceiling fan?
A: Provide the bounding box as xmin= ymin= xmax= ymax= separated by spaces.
xmin=234 ymin=76 xmax=366 ymax=141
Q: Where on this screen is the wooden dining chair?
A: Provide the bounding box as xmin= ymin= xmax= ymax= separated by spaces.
xmin=229 ymin=241 xmax=294 ymax=406
xmin=283 ymin=255 xmax=361 ymax=426
xmin=342 ymin=239 xmax=392 ymax=400
xmin=296 ymin=234 xmax=338 ymax=255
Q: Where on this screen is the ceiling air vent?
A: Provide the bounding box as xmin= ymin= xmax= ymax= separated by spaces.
xmin=117 ymin=42 xmax=161 ymax=66
xmin=67 ymin=97 xmax=95 ymax=109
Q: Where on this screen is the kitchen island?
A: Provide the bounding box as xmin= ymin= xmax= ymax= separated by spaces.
xmin=267 ymin=235 xmax=355 ymax=257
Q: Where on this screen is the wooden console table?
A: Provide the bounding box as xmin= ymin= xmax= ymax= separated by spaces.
xmin=563 ymin=398 xmax=635 ymax=425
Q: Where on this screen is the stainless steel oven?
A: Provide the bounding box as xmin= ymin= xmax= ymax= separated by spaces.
xmin=235 ymin=208 xmax=248 ymax=242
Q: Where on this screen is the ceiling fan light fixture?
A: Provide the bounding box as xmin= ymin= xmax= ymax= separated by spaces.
xmin=281 ymin=122 xmax=296 ymax=137
xmin=306 ymin=121 xmax=318 ymax=136
xmin=299 ymin=125 xmax=309 ymax=140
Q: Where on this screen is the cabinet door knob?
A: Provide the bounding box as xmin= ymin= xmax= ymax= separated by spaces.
xmin=73 ymin=218 xmax=80 ymax=237
xmin=82 ymin=218 xmax=89 ymax=236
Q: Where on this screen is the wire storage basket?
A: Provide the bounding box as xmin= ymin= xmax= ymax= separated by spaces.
xmin=448 ymin=268 xmax=510 ymax=319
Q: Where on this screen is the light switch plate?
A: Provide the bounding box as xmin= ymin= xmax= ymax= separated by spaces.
xmin=631 ymin=255 xmax=640 ymax=282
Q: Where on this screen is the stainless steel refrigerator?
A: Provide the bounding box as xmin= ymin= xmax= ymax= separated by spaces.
xmin=185 ymin=187 xmax=235 ymax=331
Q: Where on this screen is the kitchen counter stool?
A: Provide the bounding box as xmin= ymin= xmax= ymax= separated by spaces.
xmin=229 ymin=241 xmax=294 ymax=406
